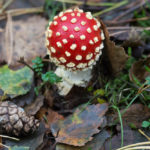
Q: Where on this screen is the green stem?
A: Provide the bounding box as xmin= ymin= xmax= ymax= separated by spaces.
xmin=56 ymin=0 xmax=116 ymax=7
xmin=93 ymin=0 xmax=128 ymax=17
xmin=112 ymin=106 xmax=124 ymax=147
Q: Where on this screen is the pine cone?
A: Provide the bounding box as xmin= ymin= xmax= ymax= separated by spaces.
xmin=0 ymin=101 xmax=40 ymax=136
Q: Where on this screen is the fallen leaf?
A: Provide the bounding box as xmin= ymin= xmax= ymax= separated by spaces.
xmin=101 ymin=21 xmax=128 ymax=76
xmin=129 ymin=57 xmax=150 ymax=83
xmin=24 ymin=95 xmax=44 ymax=116
xmin=51 ymin=103 xmax=108 ymax=146
xmin=4 ymin=15 xmax=47 ymax=68
xmin=56 ymin=130 xmax=110 ymax=150
xmin=0 ymin=65 xmax=33 ymax=99
xmin=121 ymin=103 xmax=150 ymax=128
xmin=5 ymin=123 xmax=46 ymax=150
xmin=104 ymin=126 xmax=150 ymax=150
xmin=37 ymin=107 xmax=64 ymax=129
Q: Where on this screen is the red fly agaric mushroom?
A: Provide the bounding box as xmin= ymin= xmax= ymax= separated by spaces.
xmin=45 ymin=8 xmax=105 ymax=95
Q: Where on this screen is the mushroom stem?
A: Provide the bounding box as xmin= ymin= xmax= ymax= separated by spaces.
xmin=55 ymin=67 xmax=92 ymax=95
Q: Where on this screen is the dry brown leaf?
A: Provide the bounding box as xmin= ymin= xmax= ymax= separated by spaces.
xmin=129 ymin=57 xmax=150 ymax=83
xmin=51 ymin=103 xmax=108 ymax=146
xmin=101 ymin=21 xmax=128 ymax=76
xmin=113 ymin=104 xmax=150 ymax=128
xmin=37 ymin=107 xmax=64 ymax=129
xmin=4 ymin=15 xmax=47 ymax=68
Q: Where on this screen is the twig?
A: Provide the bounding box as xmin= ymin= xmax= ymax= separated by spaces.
xmin=18 ymin=57 xmax=34 ymax=72
xmin=0 ymin=0 xmax=14 ymax=14
xmin=0 ymin=7 xmax=43 ymax=21
xmin=5 ymin=12 xmax=13 ymax=66
xmin=0 ymin=143 xmax=10 ymax=149
xmin=116 ymin=141 xmax=150 ymax=150
xmin=107 ymin=26 xmax=150 ymax=30
xmin=109 ymin=30 xmax=128 ymax=37
xmin=105 ymin=16 xmax=150 ymax=25
xmin=138 ymin=129 xmax=150 ymax=141
xmin=0 ymin=134 xmax=19 ymax=141
xmin=55 ymin=0 xmax=116 ymax=7
xmin=93 ymin=0 xmax=128 ymax=17
xmin=114 ymin=0 xmax=146 ymax=21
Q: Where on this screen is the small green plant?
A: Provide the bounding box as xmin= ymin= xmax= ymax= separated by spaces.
xmin=32 ymin=57 xmax=61 ymax=95
xmin=44 ymin=0 xmax=62 ymax=21
xmin=142 ymin=119 xmax=150 ymax=129
xmin=32 ymin=57 xmax=44 ymax=75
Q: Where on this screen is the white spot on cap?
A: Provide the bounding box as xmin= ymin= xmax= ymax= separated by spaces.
xmin=86 ymin=53 xmax=93 ymax=60
xmin=80 ymin=35 xmax=86 ymax=40
xmin=59 ymin=12 xmax=63 ymax=17
xmin=77 ymin=63 xmax=87 ymax=69
xmin=89 ymin=40 xmax=94 ymax=45
xmin=77 ymin=13 xmax=81 ymax=16
xmin=95 ymin=52 xmax=102 ymax=61
xmin=100 ymin=43 xmax=104 ymax=49
xmin=46 ymin=39 xmax=49 ymax=46
xmin=88 ymin=59 xmax=94 ymax=66
xmin=70 ymin=44 xmax=77 ymax=50
xmin=74 ymin=26 xmax=80 ymax=31
xmin=71 ymin=13 xmax=75 ymax=16
xmin=53 ymin=21 xmax=58 ymax=25
xmin=62 ymin=39 xmax=68 ymax=44
xmin=47 ymin=29 xmax=52 ymax=38
xmin=95 ymin=47 xmax=100 ymax=53
xmin=86 ymin=12 xmax=92 ymax=19
xmin=65 ymin=9 xmax=73 ymax=13
xmin=61 ymin=16 xmax=67 ymax=21
xmin=56 ymin=32 xmax=60 ymax=36
xmin=75 ymin=55 xmax=82 ymax=60
xmin=65 ymin=51 xmax=71 ymax=57
xmin=97 ymin=21 xmax=101 ymax=27
xmin=67 ymin=62 xmax=75 ymax=67
xmin=51 ymin=47 xmax=56 ymax=53
xmin=78 ymin=9 xmax=83 ymax=13
xmin=56 ymin=42 xmax=62 ymax=48
xmin=94 ymin=37 xmax=99 ymax=43
xmin=54 ymin=16 xmax=58 ymax=20
xmin=70 ymin=34 xmax=74 ymax=39
xmin=81 ymin=21 xmax=86 ymax=25
xmin=81 ymin=45 xmax=86 ymax=51
xmin=101 ymin=31 xmax=105 ymax=40
xmin=87 ymin=27 xmax=92 ymax=33
xmin=62 ymin=26 xmax=68 ymax=31
xmin=48 ymin=21 xmax=52 ymax=26
xmin=59 ymin=57 xmax=66 ymax=63
xmin=93 ymin=25 xmax=98 ymax=31
xmin=71 ymin=18 xmax=77 ymax=23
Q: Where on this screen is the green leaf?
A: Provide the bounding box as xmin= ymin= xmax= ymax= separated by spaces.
xmin=42 ymin=71 xmax=61 ymax=84
xmin=9 ymin=146 xmax=29 ymax=150
xmin=142 ymin=121 xmax=150 ymax=128
xmin=0 ymin=65 xmax=33 ymax=99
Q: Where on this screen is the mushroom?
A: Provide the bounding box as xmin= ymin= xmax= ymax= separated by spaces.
xmin=45 ymin=8 xmax=105 ymax=95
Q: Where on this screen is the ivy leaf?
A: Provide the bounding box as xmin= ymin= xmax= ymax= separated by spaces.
xmin=42 ymin=71 xmax=61 ymax=84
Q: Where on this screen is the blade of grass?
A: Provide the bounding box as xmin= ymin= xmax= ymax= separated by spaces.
xmin=93 ymin=0 xmax=128 ymax=17
xmin=55 ymin=0 xmax=116 ymax=7
xmin=112 ymin=105 xmax=124 ymax=147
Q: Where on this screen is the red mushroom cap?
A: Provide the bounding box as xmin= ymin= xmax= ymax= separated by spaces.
xmin=45 ymin=8 xmax=104 ymax=71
